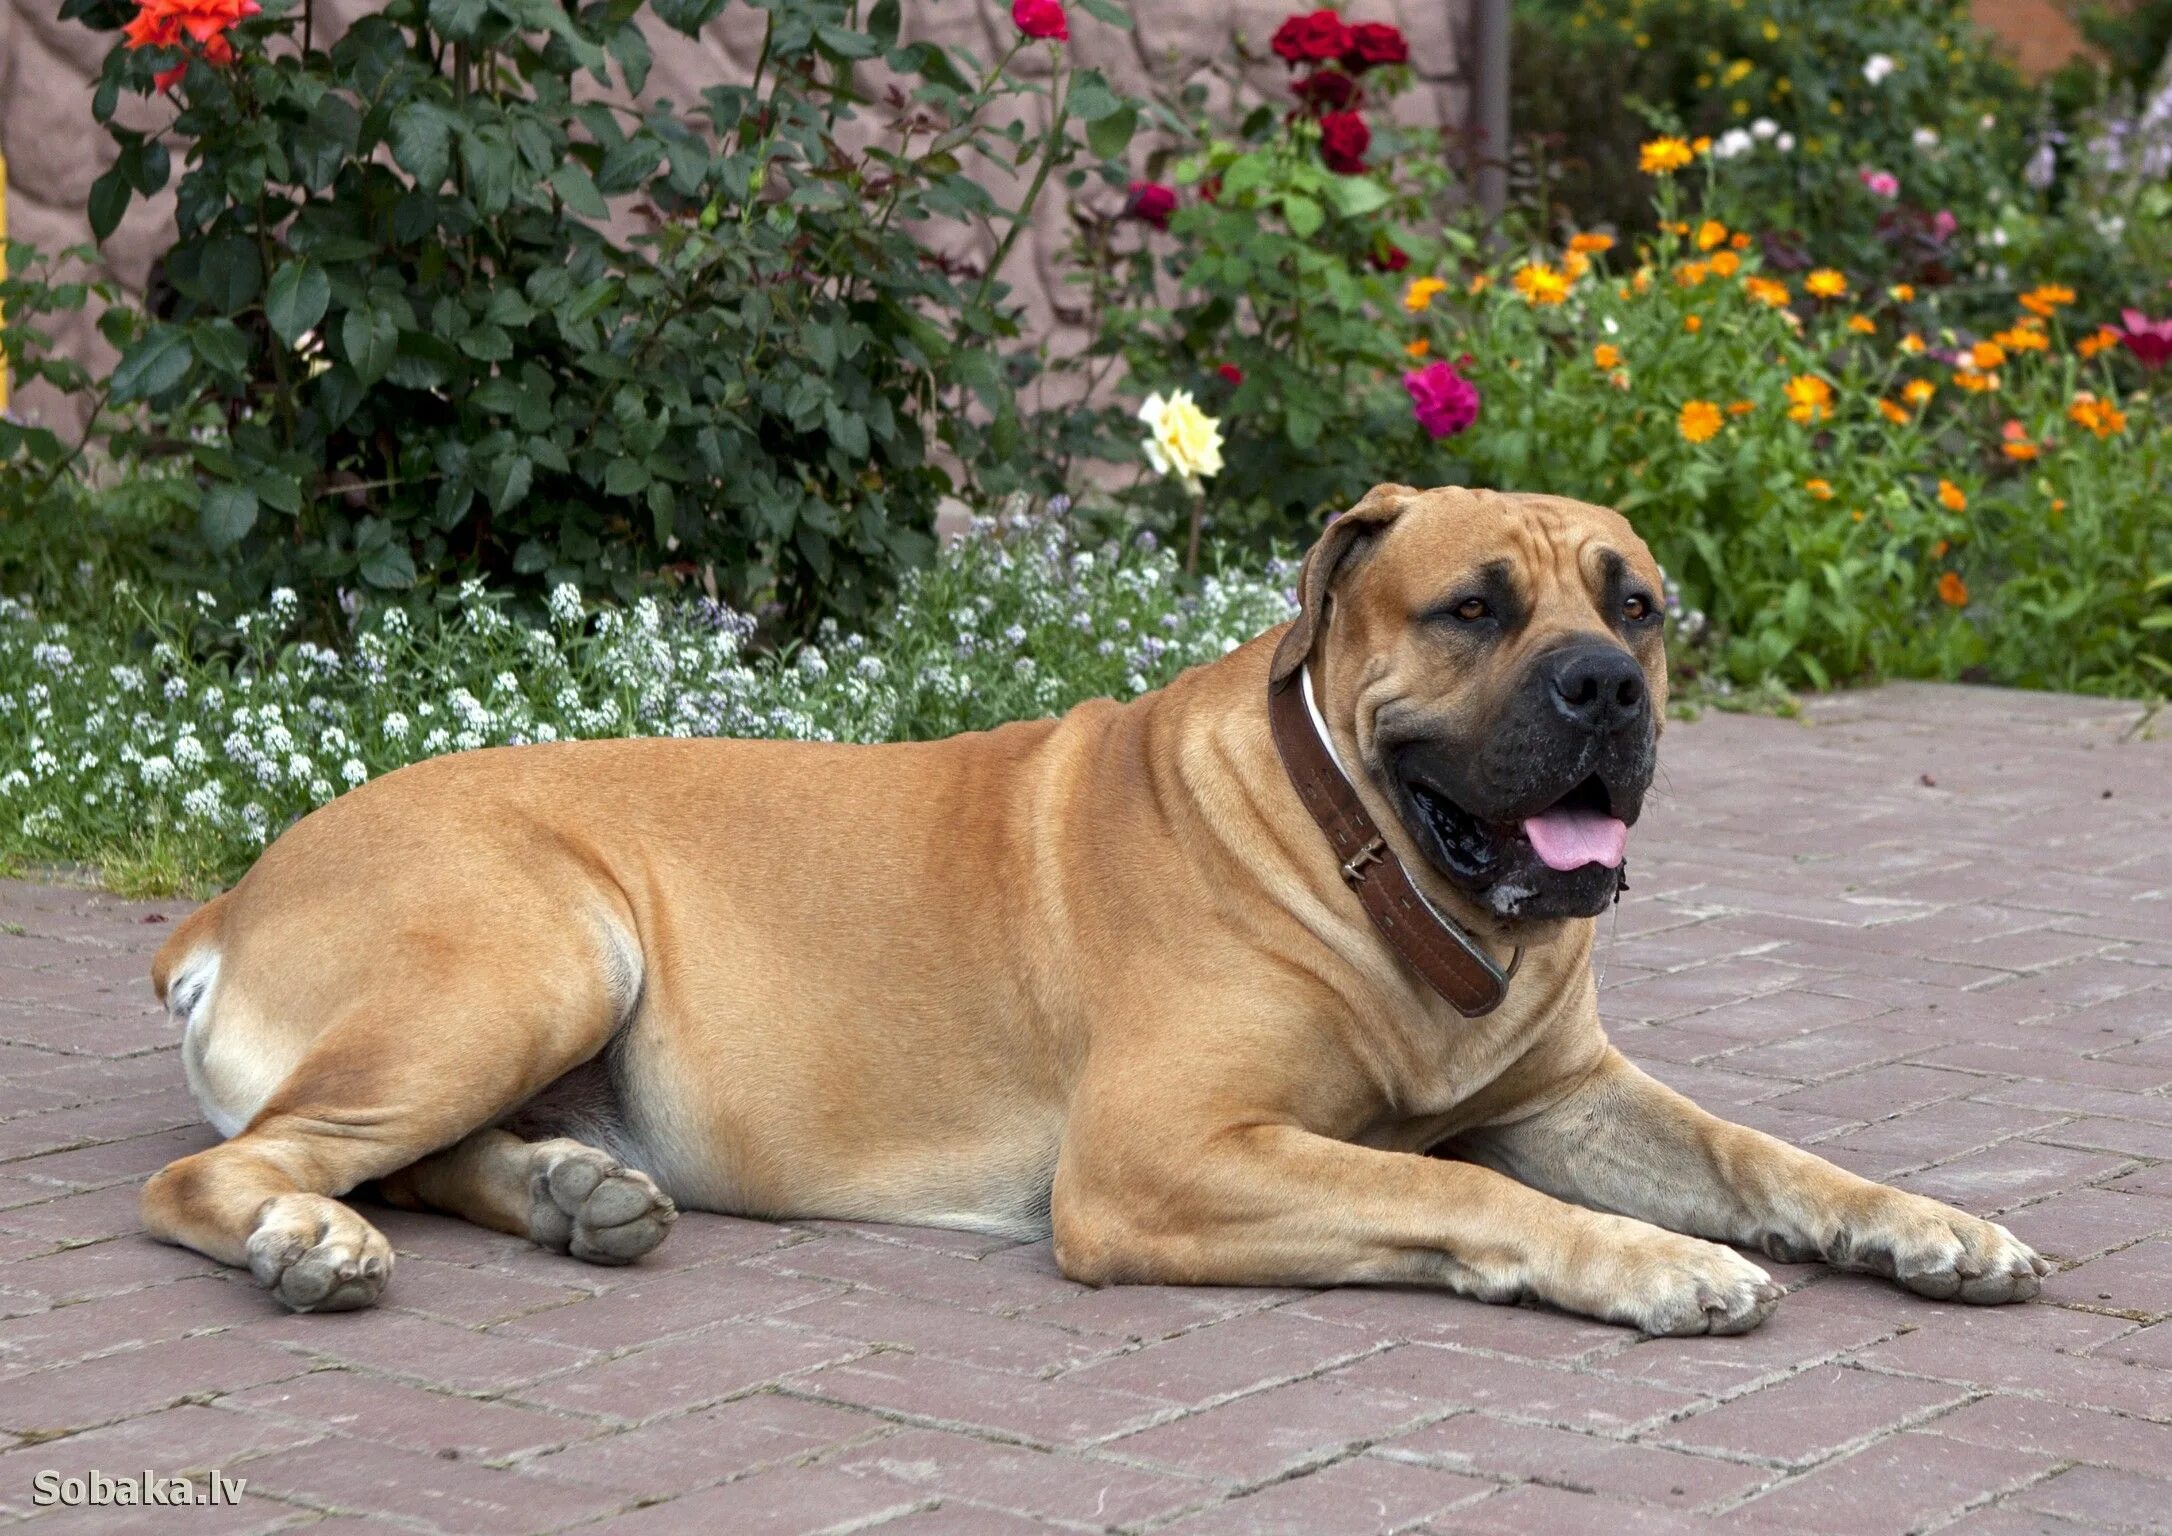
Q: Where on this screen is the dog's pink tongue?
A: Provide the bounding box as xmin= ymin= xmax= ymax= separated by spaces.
xmin=1522 ymin=807 xmax=1629 ymax=871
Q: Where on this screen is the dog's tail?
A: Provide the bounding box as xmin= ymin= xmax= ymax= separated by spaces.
xmin=151 ymin=893 xmax=229 ymax=1011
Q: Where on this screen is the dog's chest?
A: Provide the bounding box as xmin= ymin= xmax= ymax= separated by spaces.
xmin=1363 ymin=995 xmax=1579 ymax=1140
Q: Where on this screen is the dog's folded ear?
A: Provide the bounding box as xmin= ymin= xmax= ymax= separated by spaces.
xmin=1269 ymin=483 xmax=1420 ymax=685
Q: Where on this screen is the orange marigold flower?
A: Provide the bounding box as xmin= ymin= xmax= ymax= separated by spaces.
xmin=1592 ymin=343 xmax=1622 ymax=369
xmin=2018 ymin=283 xmax=2075 ymax=318
xmin=2003 ymin=441 xmax=2040 ymax=460
xmin=1725 ymin=399 xmax=1756 ymax=416
xmin=1967 ymin=340 xmax=2007 ymax=370
xmin=1937 ymin=571 xmax=1969 ymax=607
xmin=1902 ymin=379 xmax=1936 ymax=407
xmin=1696 ymin=220 xmax=1727 ymax=251
xmin=1678 ymin=399 xmax=1724 ymax=442
xmin=1931 ymin=539 xmax=1951 ymax=560
xmin=1784 ymin=373 xmax=1834 ymax=424
xmin=1804 ymin=268 xmax=1849 ymax=299
xmin=1633 ymin=268 xmax=1653 ymax=293
xmin=1691 ymin=135 xmax=1713 ymax=154
xmin=1954 ymin=368 xmax=1997 ymax=392
xmin=1467 ymin=274 xmax=1491 ymax=295
xmin=1805 ymin=478 xmax=1834 ymax=500
xmin=1743 ymin=276 xmax=1790 ymax=307
xmin=1993 ymin=326 xmax=2049 ymax=352
xmin=1937 ymin=479 xmax=1967 ymax=511
xmin=1899 ymin=332 xmax=1926 ymax=354
xmin=1708 ymin=250 xmax=1741 ymax=277
xmin=1512 ymin=262 xmax=1570 ymax=305
xmin=1684 ymin=315 xmax=1702 ymax=333
xmin=2068 ymin=393 xmax=2128 ymax=439
xmin=1639 ymin=136 xmax=1696 ymax=175
xmin=1729 ymin=231 xmax=1752 ymax=249
xmin=2076 ymin=326 xmax=2120 ymax=358
xmin=1675 ymin=261 xmax=1709 ymax=287
xmin=1889 ymin=283 xmax=1916 ymax=302
xmin=1877 ymin=398 xmax=1909 ymax=424
xmin=1847 ymin=315 xmax=1876 ymax=334
xmin=1401 ymin=276 xmax=1448 ymax=312
xmin=1568 ymin=232 xmax=1616 ymax=254
xmin=1562 ymin=249 xmax=1593 ymax=281
xmin=1405 ymin=338 xmax=1431 ymax=357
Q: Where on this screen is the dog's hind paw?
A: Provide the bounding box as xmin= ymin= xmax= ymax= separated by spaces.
xmin=527 ymin=1140 xmax=678 ymax=1265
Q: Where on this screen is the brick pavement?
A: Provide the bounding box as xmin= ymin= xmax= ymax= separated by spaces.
xmin=0 ymin=681 xmax=2168 ymax=1534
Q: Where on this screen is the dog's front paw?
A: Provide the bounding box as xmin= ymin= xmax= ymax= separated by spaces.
xmin=1606 ymin=1230 xmax=1783 ymax=1337
xmin=1842 ymin=1197 xmax=2047 ymax=1304
xmin=246 ymin=1193 xmax=394 ymax=1312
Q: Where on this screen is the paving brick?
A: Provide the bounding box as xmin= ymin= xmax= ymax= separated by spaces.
xmin=1060 ymin=1305 xmax=1378 ymax=1404
xmin=756 ymin=1234 xmax=1085 ymax=1314
xmin=1597 ymin=1284 xmax=1909 ymax=1397
xmin=1426 ymin=1482 xmax=1757 ymax=1534
xmin=0 ymin=1273 xmax=270 ymax=1367
xmin=840 ymin=1426 xmax=1212 ymax=1527
xmin=1914 ymin=1394 xmax=2172 ymax=1476
xmin=1099 ymin=1369 xmax=1434 ymax=1483
xmin=0 ymin=1333 xmax=312 ymax=1435
xmin=493 ymin=1259 xmax=838 ymax=1352
xmin=1892 ymin=1140 xmax=2135 ymax=1213
xmin=253 ymin=1309 xmax=598 ymax=1394
xmin=1282 ymin=1289 xmax=1623 ymax=1362
xmin=1650 ymin=1365 xmax=1968 ymax=1467
xmin=755 ymin=1286 xmax=1118 ymax=1378
xmin=0 ymin=1402 xmax=319 ymax=1486
xmin=1155 ymin=1451 xmax=1490 ymax=1534
xmin=2008 ymin=1464 xmax=2172 ymax=1530
xmin=1019 ymin=1282 xmax=1297 ymax=1341
xmin=525 ymin=1393 xmax=884 ymax=1496
xmin=794 ymin=1350 xmax=1171 ymax=1447
xmin=225 ymin=1370 xmax=600 ymax=1461
xmin=510 ymin=1317 xmax=867 ymax=1422
xmin=1850 ymin=1326 xmax=2172 ymax=1421
xmin=1380 ymin=1411 xmax=1768 ymax=1508
xmin=1728 ymin=1430 xmax=2060 ymax=1535
xmin=239 ymin=1438 xmax=622 ymax=1533
xmin=2001 ymin=1190 xmax=2172 ymax=1263
xmin=573 ymin=1462 xmax=924 ymax=1536
xmin=2040 ymin=1239 xmax=2172 ymax=1319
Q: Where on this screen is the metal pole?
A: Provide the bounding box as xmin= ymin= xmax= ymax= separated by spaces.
xmin=1471 ymin=0 xmax=1509 ymax=221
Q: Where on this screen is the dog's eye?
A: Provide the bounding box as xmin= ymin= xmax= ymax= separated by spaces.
xmin=1622 ymin=594 xmax=1652 ymax=623
xmin=1453 ymin=597 xmax=1489 ymax=622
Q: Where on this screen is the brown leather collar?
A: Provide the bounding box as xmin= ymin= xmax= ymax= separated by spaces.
xmin=1268 ymin=666 xmax=1521 ymax=1016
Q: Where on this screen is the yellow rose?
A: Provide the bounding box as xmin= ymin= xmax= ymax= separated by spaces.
xmin=1138 ymin=390 xmax=1225 ymax=492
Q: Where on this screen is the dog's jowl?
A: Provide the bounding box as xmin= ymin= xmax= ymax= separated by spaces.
xmin=142 ymin=484 xmax=2045 ymax=1332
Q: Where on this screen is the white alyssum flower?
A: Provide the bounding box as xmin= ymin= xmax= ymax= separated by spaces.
xmin=1751 ymin=117 xmax=1779 ymax=140
xmin=1863 ymin=53 xmax=1896 ymax=85
xmin=1713 ymin=127 xmax=1754 ymax=160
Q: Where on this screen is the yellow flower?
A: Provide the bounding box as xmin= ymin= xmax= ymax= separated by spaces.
xmin=1406 ymin=338 xmax=1431 ymax=358
xmin=1805 ymin=478 xmax=1834 ymax=499
xmin=1402 ymin=276 xmax=1448 ymax=313
xmin=1954 ymin=369 xmax=1997 ymax=393
xmin=1684 ymin=315 xmax=1702 ymax=333
xmin=1937 ymin=479 xmax=1967 ymax=511
xmin=2076 ymin=325 xmax=2119 ymax=358
xmin=1899 ymin=332 xmax=1926 ymax=355
xmin=1804 ymin=268 xmax=1849 ymax=299
xmin=1993 ymin=326 xmax=2049 ymax=353
xmin=1562 ymin=249 xmax=1593 ymax=281
xmin=1696 ymin=220 xmax=1727 ymax=251
xmin=2068 ymin=393 xmax=2128 ymax=439
xmin=1743 ymin=276 xmax=1790 ymax=307
xmin=1639 ymin=136 xmax=1695 ymax=175
xmin=1137 ymin=390 xmax=1224 ymax=491
xmin=1678 ymin=399 xmax=1724 ymax=442
xmin=1675 ymin=261 xmax=1709 ymax=288
xmin=1709 ymin=250 xmax=1741 ymax=277
xmin=1512 ymin=262 xmax=1570 ymax=306
xmin=2018 ymin=283 xmax=2075 ymax=318
xmin=1784 ymin=374 xmax=1834 ymax=424
xmin=1568 ymin=232 xmax=1616 ymax=254
xmin=1889 ymin=283 xmax=1916 ymax=302
xmin=1877 ymin=398 xmax=1909 ymax=424
xmin=1691 ymin=135 xmax=1712 ymax=154
xmin=1847 ymin=315 xmax=1876 ymax=334
xmin=1592 ymin=343 xmax=1623 ymax=369
xmin=1902 ymin=379 xmax=1936 ymax=406
xmin=1967 ymin=340 xmax=2008 ymax=370
xmin=1722 ymin=58 xmax=1753 ymax=84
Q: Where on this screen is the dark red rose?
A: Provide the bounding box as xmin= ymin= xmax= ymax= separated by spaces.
xmin=1011 ymin=0 xmax=1067 ymax=42
xmin=1341 ymin=20 xmax=1408 ymax=71
xmin=1292 ymin=68 xmax=1360 ymax=113
xmin=1217 ymin=363 xmax=1244 ymax=385
xmin=1371 ymin=241 xmax=1409 ymax=272
xmin=1199 ymin=175 xmax=1223 ymax=202
xmin=1272 ymin=9 xmax=1352 ymax=65
xmin=1125 ymin=180 xmax=1177 ymax=231
xmin=1319 ymin=110 xmax=1371 ymax=174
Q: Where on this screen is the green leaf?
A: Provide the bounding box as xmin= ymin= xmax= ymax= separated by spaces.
xmin=482 ymin=452 xmax=534 ymax=512
xmin=191 ymin=320 xmax=250 ymax=377
xmin=389 ymin=100 xmax=456 ymax=187
xmin=1325 ymin=175 xmax=1391 ymax=219
xmin=198 ymin=483 xmax=258 ymax=549
xmin=1076 ymin=0 xmax=1133 ymax=26
xmin=648 ymin=0 xmax=725 ymax=35
xmin=88 ymin=167 xmax=131 ymax=243
xmin=359 ymin=540 xmax=417 ymax=589
xmin=1087 ymin=102 xmax=1137 ymax=160
xmin=548 ymin=162 xmax=609 ymax=218
xmin=1281 ymin=194 xmax=1324 ymax=238
xmin=341 ymin=306 xmax=398 ymax=386
xmin=1068 ymin=70 xmax=1122 ymax=122
xmin=291 ymin=94 xmax=361 ymax=192
xmin=196 ymin=235 xmax=262 ymax=314
xmin=108 ymin=326 xmax=192 ymax=403
xmin=265 ymin=260 xmax=330 ymax=348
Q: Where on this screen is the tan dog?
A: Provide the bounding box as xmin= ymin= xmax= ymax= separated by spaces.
xmin=143 ymin=485 xmax=2046 ymax=1330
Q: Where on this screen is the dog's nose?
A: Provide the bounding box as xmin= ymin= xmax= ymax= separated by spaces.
xmin=1543 ymin=645 xmax=1646 ymax=733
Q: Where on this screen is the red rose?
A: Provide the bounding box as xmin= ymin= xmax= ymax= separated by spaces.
xmin=1011 ymin=0 xmax=1067 ymax=42
xmin=1125 ymin=181 xmax=1177 ymax=231
xmin=1341 ymin=21 xmax=1408 ymax=71
xmin=1318 ymin=110 xmax=1370 ymax=174
xmin=1370 ymin=242 xmax=1409 ymax=272
xmin=1292 ymin=68 xmax=1360 ymax=114
xmin=1199 ymin=175 xmax=1223 ymax=203
xmin=1271 ymin=9 xmax=1351 ymax=65
xmin=1217 ymin=363 xmax=1244 ymax=385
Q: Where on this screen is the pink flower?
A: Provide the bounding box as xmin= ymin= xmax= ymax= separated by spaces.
xmin=1125 ymin=181 xmax=1176 ymax=230
xmin=1930 ymin=209 xmax=1958 ymax=240
xmin=1859 ymin=167 xmax=1900 ymax=199
xmin=1402 ymin=360 xmax=1480 ymax=439
xmin=1011 ymin=0 xmax=1067 ymax=42
xmin=2120 ymin=309 xmax=2172 ymax=369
